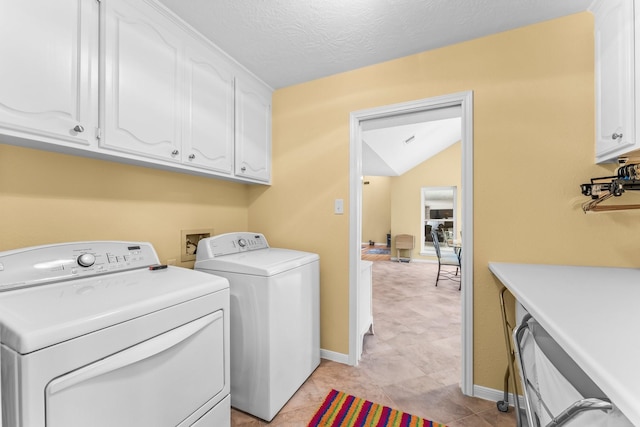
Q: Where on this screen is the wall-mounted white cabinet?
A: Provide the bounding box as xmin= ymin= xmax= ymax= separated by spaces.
xmin=235 ymin=78 xmax=272 ymax=182
xmin=101 ymin=0 xmax=183 ymax=163
xmin=591 ymin=0 xmax=639 ymax=163
xmin=0 ymin=0 xmax=99 ymax=148
xmin=184 ymin=38 xmax=235 ymax=175
xmin=102 ymin=0 xmax=238 ymax=176
xmin=0 ymin=0 xmax=271 ymax=184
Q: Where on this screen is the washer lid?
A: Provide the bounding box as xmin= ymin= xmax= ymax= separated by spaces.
xmin=194 ymin=248 xmax=319 ymax=276
xmin=0 ymin=267 xmax=229 ymax=354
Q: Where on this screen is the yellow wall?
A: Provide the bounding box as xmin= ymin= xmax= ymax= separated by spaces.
xmin=249 ymin=12 xmax=640 ymax=390
xmin=390 ymin=142 xmax=461 ymax=260
xmin=362 ymin=176 xmax=391 ymax=245
xmin=0 ymin=144 xmax=250 ymax=263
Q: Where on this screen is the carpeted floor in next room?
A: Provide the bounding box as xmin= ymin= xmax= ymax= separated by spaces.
xmin=231 ymin=259 xmax=517 ymax=426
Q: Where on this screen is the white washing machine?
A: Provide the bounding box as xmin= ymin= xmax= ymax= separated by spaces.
xmin=0 ymin=241 xmax=230 ymax=427
xmin=194 ymin=232 xmax=320 ymax=421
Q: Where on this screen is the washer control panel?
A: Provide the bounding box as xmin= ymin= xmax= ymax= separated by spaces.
xmin=196 ymin=232 xmax=269 ymax=259
xmin=0 ymin=241 xmax=160 ymax=292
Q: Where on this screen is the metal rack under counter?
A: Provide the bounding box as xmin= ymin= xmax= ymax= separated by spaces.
xmin=489 ymin=262 xmax=639 ymax=426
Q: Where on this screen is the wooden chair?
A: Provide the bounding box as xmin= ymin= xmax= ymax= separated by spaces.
xmin=394 ymin=234 xmax=414 ymax=262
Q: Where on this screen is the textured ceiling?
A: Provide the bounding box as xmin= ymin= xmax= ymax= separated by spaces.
xmin=157 ymin=0 xmax=593 ymax=89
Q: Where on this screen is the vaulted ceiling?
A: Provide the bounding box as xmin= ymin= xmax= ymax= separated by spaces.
xmin=361 ymin=106 xmax=462 ymax=176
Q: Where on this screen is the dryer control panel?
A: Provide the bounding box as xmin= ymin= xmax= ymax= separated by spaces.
xmin=0 ymin=241 xmax=160 ymax=292
xmin=196 ymin=232 xmax=269 ymax=259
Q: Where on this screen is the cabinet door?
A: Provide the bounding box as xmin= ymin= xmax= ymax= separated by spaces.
xmin=101 ymin=0 xmax=182 ymax=162
xmin=0 ymin=0 xmax=97 ymax=146
xmin=183 ymin=41 xmax=235 ymax=174
xmin=235 ymin=79 xmax=271 ymax=182
xmin=593 ymin=0 xmax=636 ymax=162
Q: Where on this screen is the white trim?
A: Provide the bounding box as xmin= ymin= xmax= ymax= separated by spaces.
xmin=349 ymin=91 xmax=474 ymax=396
xmin=473 ymin=384 xmax=525 ymax=409
xmin=460 ymin=91 xmax=474 ymax=395
xmin=320 ymin=348 xmax=350 ymax=364
xmin=349 ymin=112 xmax=364 ymax=366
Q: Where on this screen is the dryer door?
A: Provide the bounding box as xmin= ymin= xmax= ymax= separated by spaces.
xmin=45 ymin=311 xmax=226 ymax=427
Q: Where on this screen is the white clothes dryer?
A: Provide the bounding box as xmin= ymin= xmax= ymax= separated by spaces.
xmin=194 ymin=232 xmax=320 ymax=422
xmin=0 ymin=241 xmax=230 ymax=427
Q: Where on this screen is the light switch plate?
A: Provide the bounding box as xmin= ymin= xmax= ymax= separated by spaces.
xmin=334 ymin=199 xmax=344 ymax=214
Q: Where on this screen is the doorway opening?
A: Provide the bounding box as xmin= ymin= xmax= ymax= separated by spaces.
xmin=348 ymin=91 xmax=474 ymax=396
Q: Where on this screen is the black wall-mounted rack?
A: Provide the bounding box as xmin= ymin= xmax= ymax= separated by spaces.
xmin=580 ymin=162 xmax=640 ymax=212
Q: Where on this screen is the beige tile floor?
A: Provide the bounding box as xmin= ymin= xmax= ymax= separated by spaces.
xmin=231 ymin=260 xmax=517 ymax=426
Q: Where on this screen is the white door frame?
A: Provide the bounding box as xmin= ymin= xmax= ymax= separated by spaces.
xmin=348 ymin=91 xmax=474 ymax=395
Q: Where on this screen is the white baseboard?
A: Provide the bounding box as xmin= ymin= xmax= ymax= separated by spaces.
xmin=473 ymin=384 xmax=525 ymax=408
xmin=320 ymin=348 xmax=350 ymax=365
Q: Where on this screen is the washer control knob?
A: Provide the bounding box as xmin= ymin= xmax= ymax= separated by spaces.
xmin=238 ymin=238 xmax=247 ymax=248
xmin=77 ymin=253 xmax=96 ymax=267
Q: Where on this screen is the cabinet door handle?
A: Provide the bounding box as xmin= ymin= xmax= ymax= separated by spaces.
xmin=73 ymin=125 xmax=85 ymax=133
xmin=241 ymin=166 xmax=246 ymax=172
xmin=171 ymin=150 xmax=179 ymax=156
xmin=188 ymin=154 xmax=195 ymax=160
xmin=612 ymin=132 xmax=623 ymax=140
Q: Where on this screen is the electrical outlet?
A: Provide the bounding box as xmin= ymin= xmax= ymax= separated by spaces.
xmin=180 ymin=228 xmax=214 ymax=262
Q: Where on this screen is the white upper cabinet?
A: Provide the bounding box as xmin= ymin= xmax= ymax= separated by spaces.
xmin=592 ymin=0 xmax=638 ymax=162
xmin=235 ymin=79 xmax=272 ymax=183
xmin=101 ymin=0 xmax=269 ymax=182
xmin=183 ymin=40 xmax=235 ymax=174
xmin=101 ymin=0 xmax=183 ymax=162
xmin=0 ymin=0 xmax=98 ymax=147
xmin=0 ymin=0 xmax=271 ymax=184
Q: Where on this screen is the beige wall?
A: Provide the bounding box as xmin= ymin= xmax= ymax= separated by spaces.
xmin=362 ymin=176 xmax=391 ymax=245
xmin=390 ymin=142 xmax=461 ymax=260
xmin=249 ymin=12 xmax=640 ymax=390
xmin=0 ymin=144 xmax=250 ymax=264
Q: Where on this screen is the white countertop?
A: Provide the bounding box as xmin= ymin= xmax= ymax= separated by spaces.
xmin=489 ymin=262 xmax=640 ymax=426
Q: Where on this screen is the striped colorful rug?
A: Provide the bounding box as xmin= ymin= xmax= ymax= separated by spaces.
xmin=308 ymin=389 xmax=447 ymax=427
